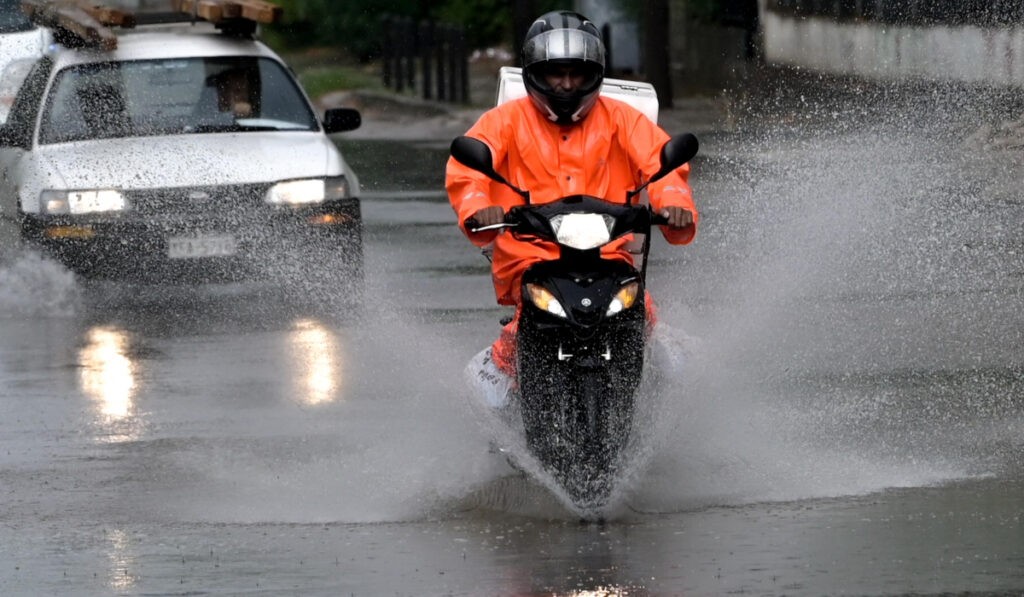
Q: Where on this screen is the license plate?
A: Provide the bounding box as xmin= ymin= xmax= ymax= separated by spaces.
xmin=166 ymin=234 xmax=237 ymax=259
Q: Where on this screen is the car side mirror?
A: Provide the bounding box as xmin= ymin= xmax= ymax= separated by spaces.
xmin=323 ymin=107 xmax=361 ymax=134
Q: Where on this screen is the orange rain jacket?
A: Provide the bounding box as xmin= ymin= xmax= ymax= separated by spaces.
xmin=446 ymin=94 xmax=698 ymax=307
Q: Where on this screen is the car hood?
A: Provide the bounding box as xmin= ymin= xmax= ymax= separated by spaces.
xmin=38 ymin=132 xmax=344 ymax=190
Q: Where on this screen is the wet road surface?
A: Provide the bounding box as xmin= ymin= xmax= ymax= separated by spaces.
xmin=2 ymin=80 xmax=1024 ymax=596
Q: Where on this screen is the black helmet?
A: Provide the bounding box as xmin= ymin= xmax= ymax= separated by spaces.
xmin=521 ymin=11 xmax=605 ymax=125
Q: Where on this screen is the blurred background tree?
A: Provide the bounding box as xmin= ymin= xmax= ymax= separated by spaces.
xmin=265 ymin=0 xmax=561 ymax=62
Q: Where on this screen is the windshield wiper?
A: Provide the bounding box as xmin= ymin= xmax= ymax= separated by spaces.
xmin=189 ymin=123 xmax=281 ymax=133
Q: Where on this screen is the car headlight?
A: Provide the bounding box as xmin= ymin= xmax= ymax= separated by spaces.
xmin=606 ymin=282 xmax=640 ymax=316
xmin=526 ymin=283 xmax=567 ymax=318
xmin=265 ymin=176 xmax=348 ymax=206
xmin=40 ymin=189 xmax=127 ymax=215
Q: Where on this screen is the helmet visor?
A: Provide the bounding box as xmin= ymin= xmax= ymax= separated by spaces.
xmin=522 ymin=28 xmax=605 ymax=69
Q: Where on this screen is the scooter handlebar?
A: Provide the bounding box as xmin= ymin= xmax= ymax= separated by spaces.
xmin=649 ymin=210 xmax=670 ymax=227
xmin=464 ymin=215 xmax=516 ymax=234
xmin=467 ymin=205 xmax=667 ymax=234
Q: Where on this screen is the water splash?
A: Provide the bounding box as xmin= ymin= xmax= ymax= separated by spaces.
xmin=459 ymin=324 xmax=700 ymax=520
xmin=633 ymin=74 xmax=1024 ymax=510
xmin=0 ymin=250 xmax=81 ymax=318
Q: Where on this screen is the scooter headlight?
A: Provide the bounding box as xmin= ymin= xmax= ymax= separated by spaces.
xmin=606 ymin=282 xmax=640 ymax=316
xmin=549 ymin=213 xmax=615 ymax=250
xmin=526 ymin=283 xmax=567 ymax=318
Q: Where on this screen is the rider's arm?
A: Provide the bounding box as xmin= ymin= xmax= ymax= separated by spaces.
xmin=624 ymin=110 xmax=698 ymax=245
xmin=445 ymin=109 xmax=515 ymax=246
xmin=446 ymin=155 xmax=501 ymax=245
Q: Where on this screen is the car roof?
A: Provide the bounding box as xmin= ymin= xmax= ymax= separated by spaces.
xmin=46 ymin=26 xmax=279 ymax=69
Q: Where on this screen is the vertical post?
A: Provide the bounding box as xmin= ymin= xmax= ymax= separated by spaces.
xmin=420 ymin=20 xmax=434 ymax=100
xmin=512 ymin=0 xmax=535 ymax=66
xmin=393 ymin=16 xmax=405 ymax=92
xmin=436 ymin=24 xmax=447 ymax=101
xmin=381 ymin=14 xmax=393 ymax=89
xmin=742 ymin=0 xmax=760 ymax=59
xmin=456 ymin=25 xmax=469 ymax=104
xmin=643 ymin=0 xmax=673 ymax=109
xmin=404 ymin=16 xmax=416 ymax=91
xmin=447 ymin=25 xmax=458 ymax=103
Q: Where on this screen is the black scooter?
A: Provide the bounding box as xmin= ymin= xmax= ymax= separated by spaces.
xmin=451 ymin=133 xmax=699 ymax=510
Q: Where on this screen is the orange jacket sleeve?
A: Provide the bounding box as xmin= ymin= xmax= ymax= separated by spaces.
xmin=616 ymin=106 xmax=698 ymax=245
xmin=445 ymin=105 xmax=525 ymax=247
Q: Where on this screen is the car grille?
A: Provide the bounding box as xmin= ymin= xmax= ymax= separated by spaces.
xmin=125 ymin=184 xmax=270 ymax=219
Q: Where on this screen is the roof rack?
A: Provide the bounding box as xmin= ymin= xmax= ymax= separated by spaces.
xmin=174 ymin=0 xmax=282 ymax=26
xmin=20 ymin=0 xmax=283 ymax=50
xmin=20 ymin=0 xmax=132 ymax=50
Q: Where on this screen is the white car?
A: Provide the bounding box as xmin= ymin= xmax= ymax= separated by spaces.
xmin=0 ymin=10 xmax=364 ymax=285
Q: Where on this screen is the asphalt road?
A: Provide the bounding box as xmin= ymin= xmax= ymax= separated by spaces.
xmin=2 ymin=74 xmax=1024 ymax=596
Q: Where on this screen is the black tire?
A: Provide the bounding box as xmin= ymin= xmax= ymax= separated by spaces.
xmin=518 ymin=351 xmax=637 ymax=509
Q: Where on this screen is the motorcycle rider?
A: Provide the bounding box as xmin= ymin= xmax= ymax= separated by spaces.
xmin=446 ymin=10 xmax=697 ymax=381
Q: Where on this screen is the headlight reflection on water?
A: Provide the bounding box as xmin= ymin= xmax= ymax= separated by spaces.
xmin=80 ymin=326 xmax=135 ymax=418
xmin=287 ymin=318 xmax=346 ymax=405
xmin=105 ymin=528 xmax=138 ymax=591
xmin=78 ymin=326 xmax=143 ymax=443
xmin=565 ymin=588 xmax=631 ymax=597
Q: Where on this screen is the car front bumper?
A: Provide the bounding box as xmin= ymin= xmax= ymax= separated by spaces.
xmin=21 ymin=197 xmax=363 ymax=283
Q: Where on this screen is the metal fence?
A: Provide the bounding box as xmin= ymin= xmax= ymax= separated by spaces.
xmin=379 ymin=15 xmax=469 ymax=104
xmin=766 ymin=0 xmax=1024 ymax=25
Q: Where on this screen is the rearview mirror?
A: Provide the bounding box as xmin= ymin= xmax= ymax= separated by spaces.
xmin=651 ymin=133 xmax=699 ymax=184
xmin=627 ymin=133 xmax=699 ymax=203
xmin=450 ymin=135 xmax=529 ymax=201
xmin=323 ymin=107 xmax=361 ymax=134
xmin=450 ymin=136 xmax=498 ymax=179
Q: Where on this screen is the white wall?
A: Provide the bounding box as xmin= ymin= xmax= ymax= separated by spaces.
xmin=762 ymin=9 xmax=1024 ymax=87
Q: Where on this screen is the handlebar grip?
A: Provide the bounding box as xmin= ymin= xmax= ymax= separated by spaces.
xmin=649 ymin=211 xmax=670 ymax=226
xmin=463 ymin=217 xmax=479 ymax=230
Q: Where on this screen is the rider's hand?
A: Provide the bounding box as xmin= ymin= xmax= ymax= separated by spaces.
xmin=659 ymin=206 xmax=694 ymax=230
xmin=470 ymin=206 xmax=505 ymax=228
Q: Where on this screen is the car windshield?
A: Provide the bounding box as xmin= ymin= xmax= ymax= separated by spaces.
xmin=39 ymin=56 xmax=319 ymax=144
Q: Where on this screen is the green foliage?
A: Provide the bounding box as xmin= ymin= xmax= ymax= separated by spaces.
xmin=297 ymin=65 xmax=384 ymax=97
xmin=265 ymin=0 xmax=565 ymax=59
xmin=267 ymin=0 xmax=431 ymax=61
xmin=435 ymin=0 xmax=512 ymax=49
xmin=435 ymin=0 xmax=564 ymax=49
